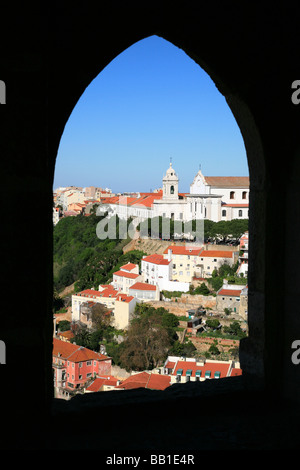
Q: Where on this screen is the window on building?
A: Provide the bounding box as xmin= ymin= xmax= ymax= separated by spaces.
xmin=242 ymin=191 xmax=247 ymax=199
xmin=230 ymin=191 xmax=235 ymax=199
xmin=239 ymin=210 xmax=243 ymax=217
xmin=222 ymin=209 xmax=226 ymax=216
xmin=170 ymin=185 xmax=174 ymax=194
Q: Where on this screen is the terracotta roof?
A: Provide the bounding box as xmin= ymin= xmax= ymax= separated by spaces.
xmin=86 ymin=376 xmax=119 ymax=391
xmin=129 ymin=193 xmax=162 ymax=208
xmin=218 ymin=288 xmax=243 ymax=297
xmin=115 ymin=372 xmax=150 ymax=390
xmin=199 ymin=250 xmax=233 ymax=258
xmin=205 ymin=176 xmax=249 ymax=187
xmin=142 ymin=254 xmax=171 ymax=265
xmin=173 ymin=360 xmax=231 ymax=378
xmin=163 ymin=246 xmax=202 ymax=256
xmin=129 ymin=282 xmax=157 ymax=291
xmin=58 ymin=330 xmax=74 ymax=340
xmin=113 ymin=270 xmax=140 ymax=279
xmin=52 ymin=338 xmax=109 ymax=363
xmin=120 ymin=262 xmax=137 ymax=271
xmin=165 ymin=361 xmax=176 ymax=370
xmin=76 ymin=289 xmax=103 ymax=298
xmin=222 ymin=203 xmax=249 ymax=207
xmin=147 ymin=374 xmax=171 ymax=391
xmin=116 ymin=293 xmax=135 ymax=303
xmin=116 ymin=372 xmax=171 ymax=391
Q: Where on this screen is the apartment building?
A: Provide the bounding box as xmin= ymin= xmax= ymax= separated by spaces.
xmin=128 ymin=281 xmax=160 ymax=301
xmin=195 ymin=248 xmax=238 ymax=278
xmin=52 ymin=338 xmax=112 ymax=399
xmin=71 ymin=285 xmax=137 ymax=330
xmin=112 ymin=263 xmax=142 ymax=293
xmin=216 ymin=280 xmax=245 ymax=314
xmin=141 ymin=253 xmax=189 ymax=292
xmin=163 ymin=246 xmax=203 ymax=283
xmin=163 ymin=355 xmax=242 ymax=384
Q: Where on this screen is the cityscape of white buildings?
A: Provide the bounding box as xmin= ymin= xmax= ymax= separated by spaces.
xmin=53 ymin=163 xmax=249 ymax=226
xmin=53 ymin=164 xmax=248 ymax=399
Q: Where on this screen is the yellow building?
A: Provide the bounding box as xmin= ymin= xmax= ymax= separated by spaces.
xmin=163 ymin=246 xmax=203 ymax=283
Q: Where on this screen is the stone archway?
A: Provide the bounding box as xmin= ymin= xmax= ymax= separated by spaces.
xmin=52 ymin=33 xmax=266 ymax=392
xmin=2 ymin=2 xmax=300 ymax=450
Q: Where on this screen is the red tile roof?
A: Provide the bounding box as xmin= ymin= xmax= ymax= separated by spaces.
xmin=199 ymin=250 xmax=233 ymax=258
xmin=142 ymin=254 xmax=171 ymax=265
xmin=129 ymin=282 xmax=157 ymax=291
xmin=163 ymin=246 xmax=202 ymax=256
xmin=222 ymin=203 xmax=249 ymax=207
xmin=86 ymin=376 xmax=119 ymax=391
xmin=116 ymin=293 xmax=135 ymax=303
xmin=76 ymin=289 xmax=103 ymax=298
xmin=58 ymin=330 xmax=74 ymax=340
xmin=113 ymin=270 xmax=140 ymax=279
xmin=115 ymin=371 xmax=150 ymax=390
xmin=146 ymin=374 xmax=171 ymax=391
xmin=115 ymin=372 xmax=171 ymax=391
xmin=173 ymin=360 xmax=231 ymax=378
xmin=120 ymin=262 xmax=137 ymax=271
xmin=53 ymin=338 xmax=109 ymax=363
xmin=218 ymin=288 xmax=243 ymax=297
xmin=164 ymin=361 xmax=176 ymax=370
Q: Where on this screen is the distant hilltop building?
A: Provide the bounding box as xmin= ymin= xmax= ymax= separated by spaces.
xmin=98 ymin=162 xmax=249 ymax=223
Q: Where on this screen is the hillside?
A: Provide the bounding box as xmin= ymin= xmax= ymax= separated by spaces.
xmin=53 ymin=214 xmax=146 ymax=294
xmin=122 ymin=237 xmax=186 ymax=255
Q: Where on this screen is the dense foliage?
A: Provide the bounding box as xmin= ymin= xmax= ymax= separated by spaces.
xmin=53 ymin=213 xmax=146 ymax=293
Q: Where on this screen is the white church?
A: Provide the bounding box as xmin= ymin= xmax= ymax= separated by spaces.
xmin=98 ymin=163 xmax=249 ymax=223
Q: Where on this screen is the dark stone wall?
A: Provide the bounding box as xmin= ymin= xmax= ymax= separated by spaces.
xmin=1 ymin=1 xmax=300 ymax=450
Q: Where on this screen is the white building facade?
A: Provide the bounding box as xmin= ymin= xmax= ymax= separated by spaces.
xmin=97 ymin=163 xmax=249 ymax=226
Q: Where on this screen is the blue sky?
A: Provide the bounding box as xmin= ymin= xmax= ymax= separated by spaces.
xmin=53 ymin=35 xmax=248 ymax=193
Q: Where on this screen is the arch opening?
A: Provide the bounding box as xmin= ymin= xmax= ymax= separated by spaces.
xmin=52 ymin=34 xmax=265 ymax=400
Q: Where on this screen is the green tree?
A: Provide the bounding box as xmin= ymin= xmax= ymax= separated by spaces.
xmin=57 ymin=320 xmax=70 ymax=332
xmin=194 ymin=283 xmax=210 ymax=295
xmin=205 ymin=319 xmax=221 ymax=330
xmin=208 ymin=343 xmax=220 ymax=355
xmin=91 ymin=303 xmax=111 ymax=330
xmin=223 ymin=321 xmax=246 ymax=338
xmin=119 ymin=307 xmax=177 ymax=371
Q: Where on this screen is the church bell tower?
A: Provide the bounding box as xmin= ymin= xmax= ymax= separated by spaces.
xmin=162 ymin=162 xmax=179 ymax=200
